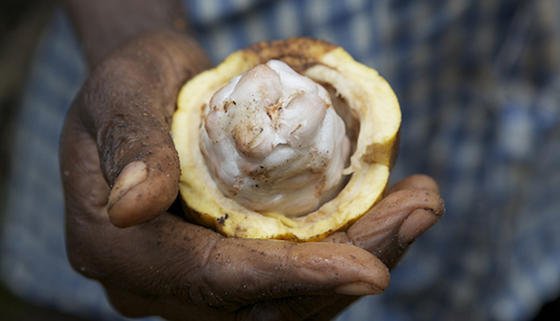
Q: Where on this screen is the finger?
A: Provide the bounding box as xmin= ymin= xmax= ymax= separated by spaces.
xmin=76 ymin=31 xmax=210 ymax=227
xmin=322 ymin=175 xmax=443 ymax=269
xmin=237 ymin=176 xmax=444 ymax=320
xmin=333 ymin=176 xmax=444 ymax=268
xmin=200 ymin=237 xmax=390 ymax=308
xmin=85 ymin=215 xmax=389 ymax=310
xmin=68 ymin=192 xmax=389 ymax=313
xmin=270 ymin=175 xmax=443 ymax=320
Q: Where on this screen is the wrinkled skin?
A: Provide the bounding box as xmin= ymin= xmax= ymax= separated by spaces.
xmin=60 ymin=30 xmax=444 ymax=321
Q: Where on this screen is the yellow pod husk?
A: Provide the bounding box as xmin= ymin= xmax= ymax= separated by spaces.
xmin=172 ymin=38 xmax=401 ymax=241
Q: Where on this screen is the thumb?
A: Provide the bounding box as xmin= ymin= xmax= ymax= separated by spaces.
xmin=76 ymin=31 xmax=210 ymax=227
xmin=94 ymin=95 xmax=180 ymax=227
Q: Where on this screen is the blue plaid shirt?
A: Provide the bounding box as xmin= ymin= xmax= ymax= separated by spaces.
xmin=2 ymin=1 xmax=560 ymax=320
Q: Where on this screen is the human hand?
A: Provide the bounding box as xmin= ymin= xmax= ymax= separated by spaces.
xmin=60 ymin=30 xmax=443 ymax=321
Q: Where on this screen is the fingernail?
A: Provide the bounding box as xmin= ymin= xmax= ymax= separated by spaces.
xmin=107 ymin=161 xmax=148 ymax=210
xmin=335 ymin=282 xmax=380 ymax=296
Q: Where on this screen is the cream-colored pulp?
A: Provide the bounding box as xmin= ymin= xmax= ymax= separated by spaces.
xmin=200 ymin=60 xmax=350 ymax=217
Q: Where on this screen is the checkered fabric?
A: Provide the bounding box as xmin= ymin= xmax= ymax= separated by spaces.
xmin=1 ymin=1 xmax=560 ymax=320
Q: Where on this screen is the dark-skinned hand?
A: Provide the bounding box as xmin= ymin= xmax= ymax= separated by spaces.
xmin=60 ymin=30 xmax=444 ymax=321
